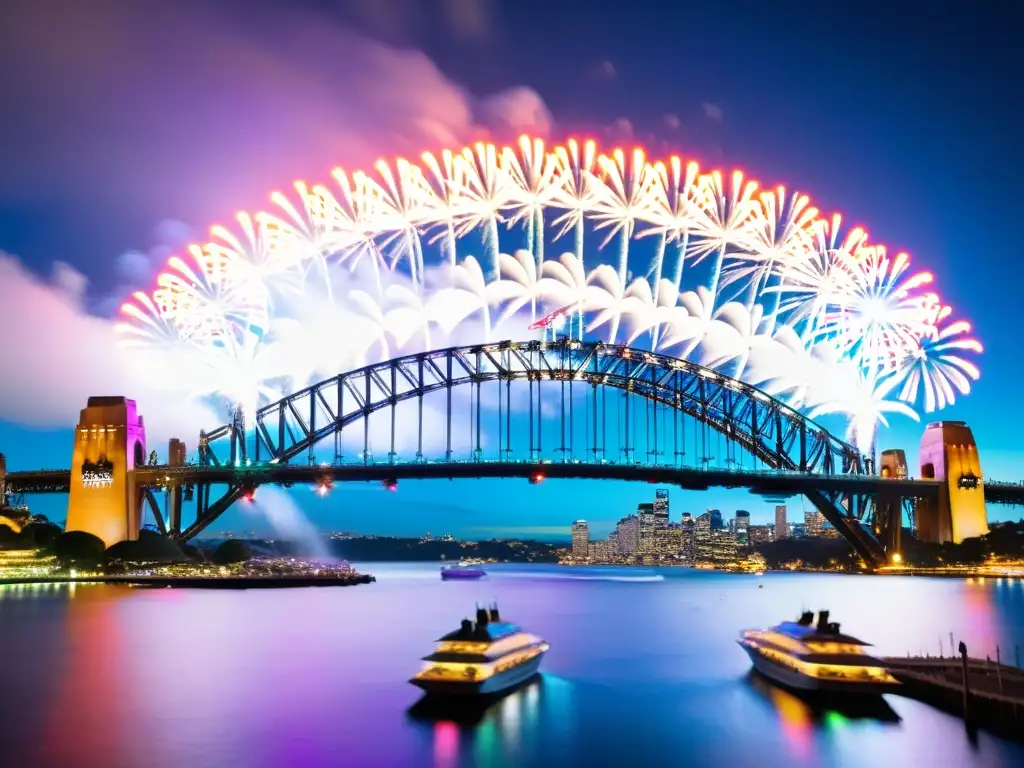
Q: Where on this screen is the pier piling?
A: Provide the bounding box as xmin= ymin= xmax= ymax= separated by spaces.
xmin=960 ymin=641 xmax=971 ymax=723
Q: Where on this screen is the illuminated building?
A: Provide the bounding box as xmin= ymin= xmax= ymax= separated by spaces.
xmin=637 ymin=503 xmax=656 ymax=556
xmin=694 ymin=510 xmax=731 ymax=562
xmin=571 ymin=520 xmax=589 ymax=558
xmin=653 ymin=489 xmax=670 ymax=556
xmin=614 ymin=514 xmax=639 ymax=556
xmin=680 ymin=513 xmax=695 ymax=562
xmin=666 ymin=522 xmax=681 ymax=557
xmin=588 ymin=539 xmax=614 ymax=562
xmin=804 ymin=508 xmax=824 ymax=537
xmin=775 ymin=505 xmax=788 ymax=540
xmin=748 ymin=525 xmax=773 ymax=546
xmin=734 ymin=510 xmax=750 ymax=546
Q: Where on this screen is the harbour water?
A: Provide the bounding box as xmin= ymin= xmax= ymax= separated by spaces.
xmin=2 ymin=564 xmax=1024 ymax=767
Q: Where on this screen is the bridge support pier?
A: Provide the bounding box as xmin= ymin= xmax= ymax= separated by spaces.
xmin=916 ymin=421 xmax=988 ymax=544
xmin=66 ymin=396 xmax=147 ymax=547
xmin=167 ymin=438 xmax=186 ymax=536
xmin=874 ymin=449 xmax=910 ymax=557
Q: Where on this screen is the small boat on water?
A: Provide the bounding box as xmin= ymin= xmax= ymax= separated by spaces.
xmin=738 ymin=610 xmax=900 ymax=694
xmin=441 ymin=561 xmax=487 ymax=580
xmin=410 ymin=604 xmax=548 ymax=698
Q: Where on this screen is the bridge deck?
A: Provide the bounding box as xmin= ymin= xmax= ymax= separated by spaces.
xmin=7 ymin=461 xmax=944 ymax=496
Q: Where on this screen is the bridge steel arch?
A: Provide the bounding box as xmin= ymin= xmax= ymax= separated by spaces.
xmin=189 ymin=339 xmax=882 ymax=562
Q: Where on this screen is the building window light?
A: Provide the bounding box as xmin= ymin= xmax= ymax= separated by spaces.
xmin=81 ymin=459 xmax=114 ymax=489
xmin=958 ymin=473 xmax=980 ymax=490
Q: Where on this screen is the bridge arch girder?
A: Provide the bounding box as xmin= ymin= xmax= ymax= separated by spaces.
xmin=200 ymin=340 xmax=865 ymax=478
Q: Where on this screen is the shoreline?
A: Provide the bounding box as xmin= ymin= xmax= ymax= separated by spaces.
xmin=0 ymin=574 xmax=376 ymax=589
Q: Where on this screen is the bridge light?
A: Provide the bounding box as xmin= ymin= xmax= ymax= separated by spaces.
xmin=529 ymin=472 xmax=545 ymax=485
xmin=316 ymin=481 xmax=332 ymax=497
xmin=242 ymin=487 xmax=256 ymax=503
xmin=383 ymin=479 xmax=398 ymax=492
xmin=891 ymin=553 xmax=902 ymax=565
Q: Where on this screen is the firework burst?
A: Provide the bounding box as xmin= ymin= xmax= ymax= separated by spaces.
xmin=117 ymin=136 xmax=980 ymax=451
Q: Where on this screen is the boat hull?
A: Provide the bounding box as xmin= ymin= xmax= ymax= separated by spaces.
xmin=739 ymin=642 xmax=895 ymax=695
xmin=410 ymin=654 xmax=544 ymax=697
xmin=441 ymin=569 xmax=486 ymax=580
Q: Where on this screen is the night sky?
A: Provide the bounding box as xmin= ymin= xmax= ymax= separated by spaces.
xmin=1 ymin=0 xmax=1020 ymax=539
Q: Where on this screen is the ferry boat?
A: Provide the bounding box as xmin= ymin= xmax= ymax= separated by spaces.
xmin=440 ymin=562 xmax=487 ymax=580
xmin=410 ymin=605 xmax=548 ymax=697
xmin=738 ymin=610 xmax=900 ymax=694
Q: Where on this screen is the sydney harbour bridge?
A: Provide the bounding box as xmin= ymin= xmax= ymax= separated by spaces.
xmin=2 ymin=338 xmax=1022 ymax=568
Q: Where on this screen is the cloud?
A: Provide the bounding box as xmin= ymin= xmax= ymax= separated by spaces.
xmin=607 ymin=118 xmax=635 ymax=142
xmin=662 ymin=114 xmax=682 ymax=130
xmin=332 ymin=0 xmax=494 ymax=43
xmin=0 ymin=0 xmax=553 ymax=439
xmin=477 ymin=87 xmax=554 ymax=139
xmin=702 ymin=102 xmax=724 ymax=122
xmin=441 ymin=0 xmax=495 ymax=41
xmin=589 ymin=60 xmax=617 ymax=81
xmin=0 ymin=253 xmax=219 ymax=442
xmin=0 ymin=1 xmax=548 ymax=234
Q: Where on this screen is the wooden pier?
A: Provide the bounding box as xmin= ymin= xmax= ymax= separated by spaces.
xmin=883 ymin=655 xmax=1024 ymax=741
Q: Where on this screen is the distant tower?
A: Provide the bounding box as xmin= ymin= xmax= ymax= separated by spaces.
xmin=916 ymin=421 xmax=988 ymax=544
xmin=0 ymin=452 xmax=7 ymax=507
xmin=734 ymin=510 xmax=750 ymax=545
xmin=571 ymin=520 xmax=589 ymax=558
xmin=65 ymin=397 xmax=147 ymax=547
xmin=774 ymin=505 xmax=788 ymax=539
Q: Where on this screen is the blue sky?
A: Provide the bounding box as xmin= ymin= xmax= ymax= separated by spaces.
xmin=1 ymin=0 xmax=1021 ymax=539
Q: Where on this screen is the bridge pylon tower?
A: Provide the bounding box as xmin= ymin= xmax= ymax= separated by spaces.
xmin=916 ymin=421 xmax=989 ymax=544
xmin=66 ymin=396 xmax=147 ymax=547
xmin=874 ymin=449 xmax=911 ymax=556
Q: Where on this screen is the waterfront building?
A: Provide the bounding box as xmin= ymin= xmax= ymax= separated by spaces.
xmin=666 ymin=522 xmax=681 ymax=557
xmin=821 ymin=521 xmax=840 ymax=539
xmin=589 ymin=539 xmax=614 ymax=562
xmin=615 ymin=514 xmax=639 ymax=556
xmin=680 ymin=513 xmax=695 ymax=562
xmin=748 ymin=524 xmax=773 ymax=546
xmin=734 ymin=510 xmax=750 ymax=545
xmin=694 ymin=510 xmax=726 ymax=561
xmin=804 ymin=508 xmax=824 ymax=537
xmin=654 ymin=489 xmax=670 ymax=556
xmin=572 ymin=520 xmax=589 ymax=558
xmin=637 ymin=503 xmax=656 ymax=555
xmin=775 ymin=505 xmax=788 ymax=539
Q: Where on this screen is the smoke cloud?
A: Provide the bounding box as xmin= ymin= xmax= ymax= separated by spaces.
xmin=0 ymin=0 xmax=552 ymax=443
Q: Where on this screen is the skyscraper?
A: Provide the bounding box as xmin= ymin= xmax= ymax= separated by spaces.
xmin=637 ymin=503 xmax=656 ymax=555
xmin=804 ymin=508 xmax=824 ymax=537
xmin=735 ymin=510 xmax=751 ymax=545
xmin=615 ymin=514 xmax=639 ymax=556
xmin=654 ymin=489 xmax=670 ymax=556
xmin=571 ymin=520 xmax=589 ymax=558
xmin=775 ymin=505 xmax=788 ymax=539
xmin=680 ymin=513 xmax=695 ymax=562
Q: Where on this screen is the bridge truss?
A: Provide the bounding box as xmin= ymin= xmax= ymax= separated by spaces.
xmin=182 ymin=339 xmax=895 ymax=563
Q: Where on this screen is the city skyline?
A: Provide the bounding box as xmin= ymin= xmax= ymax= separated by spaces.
xmin=2 ymin=0 xmax=1022 ymax=540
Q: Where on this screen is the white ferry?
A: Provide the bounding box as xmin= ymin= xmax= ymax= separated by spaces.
xmin=738 ymin=611 xmax=899 ymax=694
xmin=410 ymin=605 xmax=548 ymax=697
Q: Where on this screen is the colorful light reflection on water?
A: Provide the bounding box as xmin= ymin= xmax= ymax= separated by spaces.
xmin=1 ymin=567 xmax=1024 ymax=767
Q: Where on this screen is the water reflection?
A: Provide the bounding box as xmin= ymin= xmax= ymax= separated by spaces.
xmin=747 ymin=671 xmax=901 ymax=760
xmin=408 ymin=677 xmax=547 ymax=766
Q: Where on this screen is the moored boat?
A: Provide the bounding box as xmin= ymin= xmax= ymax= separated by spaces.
xmin=738 ymin=610 xmax=899 ymax=694
xmin=441 ymin=562 xmax=487 ymax=580
xmin=410 ymin=605 xmax=548 ymax=697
